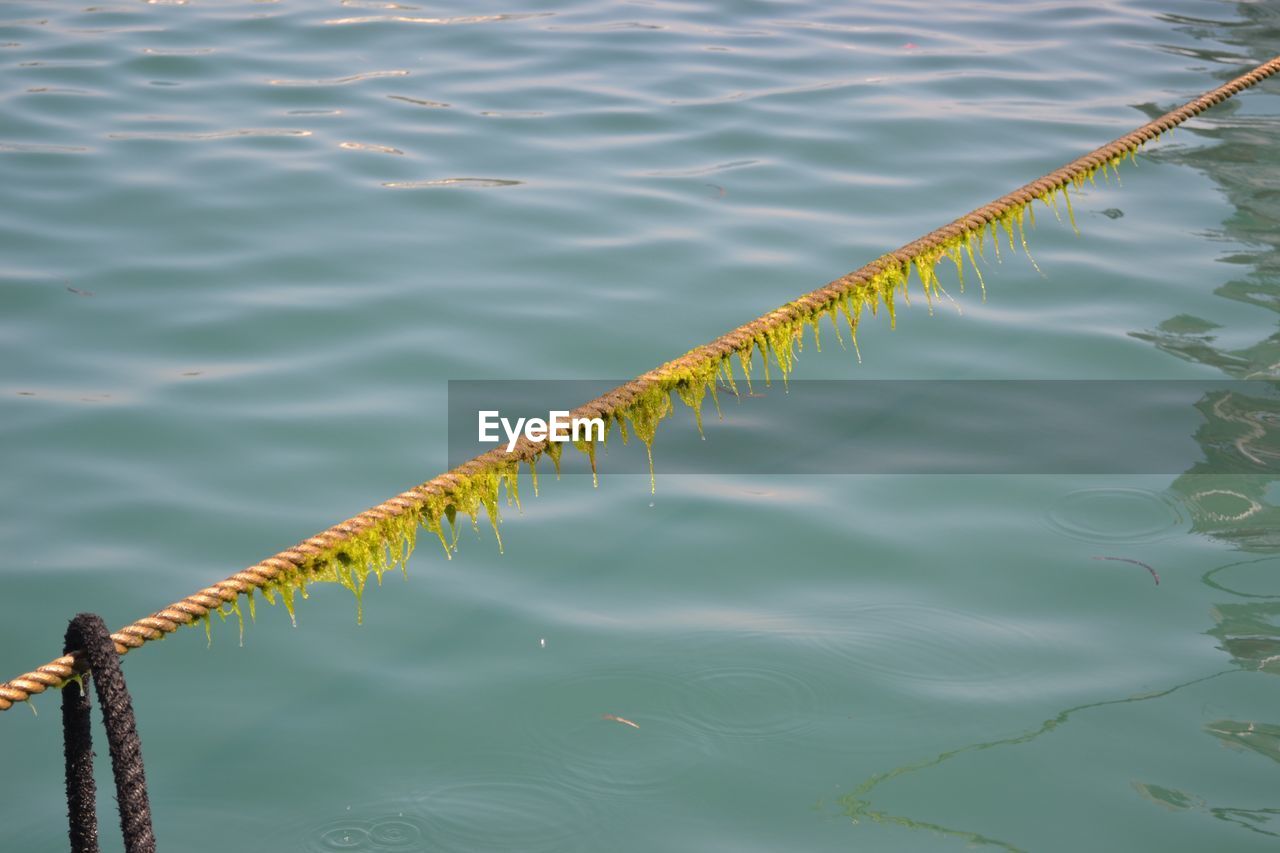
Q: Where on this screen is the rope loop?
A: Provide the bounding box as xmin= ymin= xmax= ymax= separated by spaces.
xmin=62 ymin=613 xmax=157 ymax=853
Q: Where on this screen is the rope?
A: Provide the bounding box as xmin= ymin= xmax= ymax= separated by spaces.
xmin=3 ymin=55 xmax=1279 ymax=714
xmin=61 ymin=613 xmax=157 ymax=853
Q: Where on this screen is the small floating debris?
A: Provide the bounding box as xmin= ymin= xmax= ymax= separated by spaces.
xmin=65 ymin=286 xmax=93 ymax=297
xmin=602 ymin=713 xmax=640 ymax=730
xmin=1091 ymin=555 xmax=1160 ymax=585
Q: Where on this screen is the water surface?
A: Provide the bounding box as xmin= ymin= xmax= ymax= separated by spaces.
xmin=2 ymin=1 xmax=1280 ymax=850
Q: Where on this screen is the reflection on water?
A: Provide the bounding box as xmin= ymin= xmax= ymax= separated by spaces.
xmin=1203 ymin=554 xmax=1280 ymax=598
xmin=1132 ymin=774 xmax=1280 ymax=840
xmin=834 ymin=9 xmax=1280 ymax=845
xmin=1174 ymin=388 xmax=1280 ymax=550
xmin=835 ymin=671 xmax=1232 ymax=851
xmin=1144 ymin=3 xmax=1280 ymax=556
xmin=1160 ymin=26 xmax=1280 ymax=842
xmin=1127 ymin=719 xmax=1280 ymax=839
xmin=1208 ymin=601 xmax=1280 ymax=675
xmin=1121 ymin=12 xmax=1280 ymax=839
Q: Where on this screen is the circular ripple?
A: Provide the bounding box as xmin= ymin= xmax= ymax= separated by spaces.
xmin=418 ymin=776 xmax=595 ymax=853
xmin=675 ymin=663 xmax=821 ymax=741
xmin=312 ymin=822 xmax=371 ymax=851
xmin=304 ymin=815 xmax=429 ymax=852
xmin=368 ymin=819 xmax=423 ymax=848
xmin=1045 ymin=488 xmax=1185 ymax=544
xmin=516 ymin=669 xmax=715 ymax=800
xmin=796 ymin=603 xmax=1044 ymax=693
xmin=262 ymin=799 xmax=429 ymax=853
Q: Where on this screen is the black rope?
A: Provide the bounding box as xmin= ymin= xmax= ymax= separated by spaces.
xmin=61 ymin=613 xmax=157 ymax=853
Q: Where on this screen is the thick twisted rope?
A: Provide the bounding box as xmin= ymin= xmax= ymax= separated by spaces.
xmin=3 ymin=55 xmax=1279 ymax=714
xmin=61 ymin=613 xmax=157 ymax=853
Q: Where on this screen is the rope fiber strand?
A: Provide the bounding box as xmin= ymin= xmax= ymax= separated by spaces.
xmin=3 ymin=55 xmax=1279 ymax=714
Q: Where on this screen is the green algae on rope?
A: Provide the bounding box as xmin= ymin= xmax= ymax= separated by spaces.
xmin=185 ymin=170 xmax=1121 ymax=639
xmin=3 ymin=53 xmax=1280 ymax=714
xmin=183 ymin=163 xmax=1149 ymax=641
xmin=205 ymin=168 xmax=1148 ymax=635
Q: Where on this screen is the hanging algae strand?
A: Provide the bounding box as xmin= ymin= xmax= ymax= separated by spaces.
xmin=6 ymin=54 xmax=1279 ymax=713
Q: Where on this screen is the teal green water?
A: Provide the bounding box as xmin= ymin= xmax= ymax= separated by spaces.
xmin=3 ymin=1 xmax=1280 ymax=850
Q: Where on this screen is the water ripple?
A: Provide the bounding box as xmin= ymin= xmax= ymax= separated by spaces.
xmin=270 ymin=70 xmax=409 ymax=86
xmin=416 ymin=775 xmax=595 ymax=852
xmin=25 ymin=86 xmax=95 ymax=95
xmin=1045 ymin=488 xmax=1187 ymax=544
xmin=515 ymin=669 xmax=715 ymax=800
xmin=339 ymin=0 xmax=421 ymax=7
xmin=323 ymin=13 xmax=552 ymax=27
xmin=675 ymin=662 xmax=822 ymax=741
xmin=339 ymin=141 xmax=404 ymax=155
xmin=381 ymin=177 xmax=522 ymax=189
xmin=265 ymin=798 xmax=436 ymax=853
xmin=141 ymin=47 xmax=216 ymax=55
xmin=642 ymin=159 xmax=759 ymax=177
xmin=794 ymin=602 xmax=1047 ymax=695
xmin=304 ymin=815 xmax=429 ymax=852
xmin=0 ymin=141 xmax=88 ymax=153
xmin=386 ymin=94 xmax=450 ymax=108
xmin=107 ymin=129 xmax=312 ymax=140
